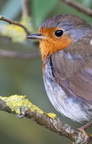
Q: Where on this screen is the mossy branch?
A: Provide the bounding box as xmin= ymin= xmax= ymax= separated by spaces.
xmin=0 ymin=16 xmax=30 ymax=35
xmin=0 ymin=95 xmax=92 ymax=144
xmin=0 ymin=15 xmax=34 ymax=42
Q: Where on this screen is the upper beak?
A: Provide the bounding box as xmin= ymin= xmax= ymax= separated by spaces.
xmin=27 ymin=33 xmax=45 ymax=40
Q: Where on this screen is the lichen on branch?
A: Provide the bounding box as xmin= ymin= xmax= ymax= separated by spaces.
xmin=0 ymin=95 xmax=43 ymax=114
xmin=0 ymin=95 xmax=56 ymax=118
xmin=0 ymin=94 xmax=90 ymax=144
xmin=0 ymin=16 xmax=34 ymax=42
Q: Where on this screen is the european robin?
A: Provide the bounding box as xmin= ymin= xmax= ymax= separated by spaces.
xmin=27 ymin=14 xmax=92 ymax=132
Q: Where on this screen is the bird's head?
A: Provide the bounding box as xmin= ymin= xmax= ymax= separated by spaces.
xmin=27 ymin=14 xmax=91 ymax=61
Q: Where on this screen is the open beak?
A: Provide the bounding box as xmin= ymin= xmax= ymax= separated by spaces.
xmin=27 ymin=33 xmax=45 ymax=40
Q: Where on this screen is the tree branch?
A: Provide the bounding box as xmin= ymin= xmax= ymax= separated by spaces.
xmin=0 ymin=49 xmax=40 ymax=59
xmin=0 ymin=16 xmax=30 ymax=35
xmin=61 ymin=0 xmax=92 ymax=17
xmin=0 ymin=95 xmax=92 ymax=144
xmin=21 ymin=0 xmax=30 ymax=16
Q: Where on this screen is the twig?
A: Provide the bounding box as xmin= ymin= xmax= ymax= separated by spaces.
xmin=21 ymin=0 xmax=30 ymax=16
xmin=61 ymin=0 xmax=92 ymax=17
xmin=0 ymin=49 xmax=40 ymax=59
xmin=0 ymin=95 xmax=90 ymax=144
xmin=0 ymin=16 xmax=30 ymax=35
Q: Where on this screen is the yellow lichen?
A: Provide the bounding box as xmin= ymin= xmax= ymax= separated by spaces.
xmin=0 ymin=95 xmax=57 ymax=119
xmin=89 ymin=134 xmax=92 ymax=137
xmin=47 ymin=113 xmax=57 ymax=119
xmin=20 ymin=15 xmax=34 ymax=32
xmin=2 ymin=25 xmax=26 ymax=42
xmin=0 ymin=95 xmax=44 ymax=114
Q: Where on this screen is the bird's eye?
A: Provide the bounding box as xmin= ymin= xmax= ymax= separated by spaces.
xmin=55 ymin=30 xmax=63 ymax=37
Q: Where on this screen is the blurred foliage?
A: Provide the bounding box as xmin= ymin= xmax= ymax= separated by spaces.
xmin=32 ymin=0 xmax=58 ymax=27
xmin=0 ymin=0 xmax=92 ymax=144
xmin=1 ymin=16 xmax=34 ymax=42
xmin=82 ymin=0 xmax=92 ymax=8
xmin=0 ymin=0 xmax=21 ymax=19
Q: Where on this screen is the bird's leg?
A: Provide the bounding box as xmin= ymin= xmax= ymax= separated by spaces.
xmin=72 ymin=121 xmax=92 ymax=144
xmin=77 ymin=121 xmax=92 ymax=143
xmin=79 ymin=120 xmax=92 ymax=131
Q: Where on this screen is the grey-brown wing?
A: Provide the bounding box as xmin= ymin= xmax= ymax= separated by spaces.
xmin=51 ymin=35 xmax=92 ymax=103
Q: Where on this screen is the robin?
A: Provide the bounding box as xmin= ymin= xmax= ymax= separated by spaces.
xmin=27 ymin=14 xmax=92 ymax=135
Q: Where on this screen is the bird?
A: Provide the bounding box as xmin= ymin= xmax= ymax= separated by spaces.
xmin=27 ymin=14 xmax=92 ymax=133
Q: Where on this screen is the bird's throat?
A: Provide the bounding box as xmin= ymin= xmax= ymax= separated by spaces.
xmin=39 ymin=35 xmax=73 ymax=61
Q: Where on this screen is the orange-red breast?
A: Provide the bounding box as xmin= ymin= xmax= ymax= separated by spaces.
xmin=27 ymin=14 xmax=92 ymax=123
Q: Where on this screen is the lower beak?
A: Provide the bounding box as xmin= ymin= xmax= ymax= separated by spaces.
xmin=27 ymin=33 xmax=45 ymax=40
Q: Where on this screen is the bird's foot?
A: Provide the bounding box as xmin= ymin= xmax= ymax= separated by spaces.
xmin=76 ymin=121 xmax=92 ymax=144
xmin=79 ymin=120 xmax=92 ymax=131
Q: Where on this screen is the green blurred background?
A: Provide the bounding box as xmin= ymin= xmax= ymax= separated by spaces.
xmin=0 ymin=0 xmax=92 ymax=144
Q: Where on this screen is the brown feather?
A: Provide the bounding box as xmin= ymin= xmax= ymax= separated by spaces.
xmin=51 ymin=34 xmax=92 ymax=103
